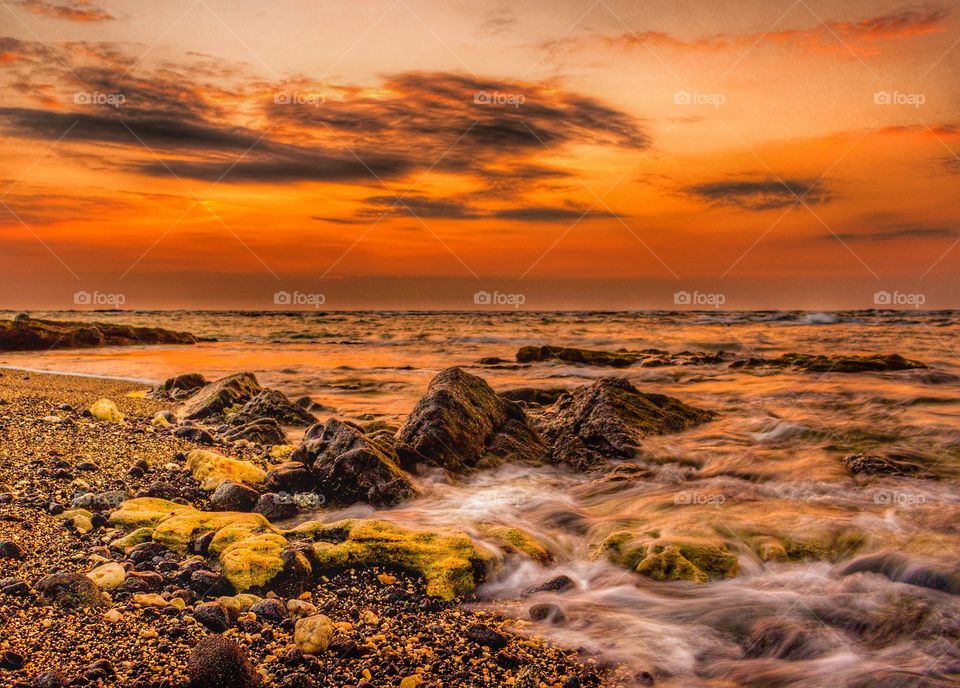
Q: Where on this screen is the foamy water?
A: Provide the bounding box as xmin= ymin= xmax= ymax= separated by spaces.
xmin=4 ymin=310 xmax=960 ymax=686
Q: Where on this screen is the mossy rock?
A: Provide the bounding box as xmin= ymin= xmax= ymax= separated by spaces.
xmin=635 ymin=546 xmax=709 ymax=582
xmin=597 ymin=531 xmax=739 ymax=582
xmin=219 ymin=533 xmax=290 ymax=592
xmin=290 ymin=518 xmax=493 ymax=600
xmin=478 ymin=525 xmax=552 ymax=564
xmin=186 ymin=449 xmax=267 ymax=491
xmin=111 ymin=527 xmax=155 ymax=550
xmin=109 ymin=497 xmax=194 ymax=530
xmin=89 ymin=398 xmax=124 ymax=422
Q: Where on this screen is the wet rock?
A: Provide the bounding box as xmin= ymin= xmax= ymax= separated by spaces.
xmin=744 ymin=618 xmax=830 ymax=660
xmin=0 ymin=540 xmax=24 ymax=560
xmin=837 ymin=551 xmax=960 ymax=594
xmin=534 ymin=377 xmax=715 ymax=470
xmin=517 ymin=345 xmax=638 ymax=367
xmin=35 ymin=572 xmax=104 ymax=609
xmin=181 ymin=372 xmax=263 ymax=421
xmin=174 ymin=425 xmax=216 ymax=445
xmin=529 ymin=602 xmax=566 ymax=623
xmin=294 ymin=614 xmax=334 ymax=654
xmin=187 ymin=635 xmax=259 ymax=688
xmin=149 ymin=373 xmax=208 ymax=400
xmin=466 ymin=623 xmax=508 ymax=650
xmin=524 ymin=575 xmax=576 ymax=595
xmin=293 ymin=419 xmax=416 ymax=506
xmin=250 ymin=597 xmax=287 ymax=624
xmin=499 ymin=387 xmax=569 ymax=406
xmin=264 ymin=462 xmax=315 ymax=495
xmin=210 ymin=480 xmax=261 ymax=512
xmin=186 ymin=449 xmax=266 ymax=491
xmin=253 ymin=493 xmax=300 ymax=521
xmin=0 ymin=316 xmax=195 ymax=352
xmin=396 ymin=367 xmax=545 ymax=472
xmin=219 ymin=417 xmax=286 ymax=445
xmin=194 ymin=601 xmax=231 ymax=632
xmin=842 ymin=452 xmax=934 ymax=478
xmin=737 ymin=352 xmax=927 ymax=373
xmin=233 ymin=389 xmax=317 ymax=427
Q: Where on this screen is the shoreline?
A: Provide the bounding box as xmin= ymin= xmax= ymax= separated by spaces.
xmin=0 ymin=368 xmax=609 ymax=688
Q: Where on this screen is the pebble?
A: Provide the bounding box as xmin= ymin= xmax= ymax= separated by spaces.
xmin=294 ymin=614 xmax=334 ymax=654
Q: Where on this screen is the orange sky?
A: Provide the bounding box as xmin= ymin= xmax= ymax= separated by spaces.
xmin=0 ymin=0 xmax=958 ymax=309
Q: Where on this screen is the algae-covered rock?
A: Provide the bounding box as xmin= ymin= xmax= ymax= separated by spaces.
xmin=597 ymin=531 xmax=739 ymax=583
xmin=186 ymin=449 xmax=266 ymax=491
xmin=294 ymin=614 xmax=334 ymax=654
xmin=478 ymin=525 xmax=552 ymax=564
xmin=396 ymin=367 xmax=545 ymax=472
xmin=88 ymin=398 xmax=124 ymax=422
xmin=289 ymin=518 xmax=493 ymax=600
xmin=219 ymin=534 xmax=311 ymax=596
xmin=35 ymin=572 xmax=104 ymax=609
xmin=534 ymin=377 xmax=715 ymax=470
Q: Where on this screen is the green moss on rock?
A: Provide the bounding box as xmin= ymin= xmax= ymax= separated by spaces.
xmin=89 ymin=398 xmax=124 ymax=422
xmin=186 ymin=449 xmax=267 ymax=491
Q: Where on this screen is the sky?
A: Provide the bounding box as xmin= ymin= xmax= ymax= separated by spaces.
xmin=0 ymin=0 xmax=958 ymax=310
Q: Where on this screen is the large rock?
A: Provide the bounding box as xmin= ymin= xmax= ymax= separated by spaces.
xmin=294 ymin=614 xmax=334 ymax=654
xmin=148 ymin=373 xmax=208 ymax=400
xmin=534 ymin=377 xmax=715 ymax=469
xmin=395 ymin=367 xmax=545 ymax=472
xmin=218 ymin=418 xmax=286 ymax=445
xmin=187 ymin=635 xmax=258 ymax=688
xmin=181 ymin=373 xmax=262 ymax=421
xmin=35 ymin=572 xmax=104 ymax=609
xmin=88 ymin=398 xmax=124 ymax=422
xmin=264 ymin=462 xmax=315 ymax=495
xmin=210 ymin=480 xmax=261 ymax=512
xmin=187 ymin=449 xmax=266 ymax=491
xmin=233 ymin=389 xmax=317 ymax=427
xmin=0 ymin=316 xmax=195 ymax=352
xmin=294 ymin=419 xmax=416 ymax=506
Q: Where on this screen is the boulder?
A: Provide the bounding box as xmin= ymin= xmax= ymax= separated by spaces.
xmin=293 ymin=419 xmax=416 ymax=506
xmin=210 ymin=480 xmax=261 ymax=512
xmin=35 ymin=572 xmax=104 ymax=609
xmin=294 ymin=614 xmax=334 ymax=654
xmin=218 ymin=418 xmax=286 ymax=445
xmin=88 ymin=398 xmax=124 ymax=422
xmin=264 ymin=462 xmax=315 ymax=495
xmin=194 ymin=601 xmax=231 ymax=632
xmin=233 ymin=389 xmax=316 ymax=427
xmin=186 ymin=449 xmax=266 ymax=491
xmin=842 ymin=452 xmax=935 ymax=478
xmin=395 ymin=367 xmax=545 ymax=472
xmin=499 ymin=387 xmax=569 ymax=406
xmin=181 ymin=373 xmax=262 ymax=421
xmin=148 ymin=373 xmax=208 ymax=400
xmin=253 ymin=493 xmax=300 ymax=521
xmin=534 ymin=377 xmax=715 ymax=469
xmin=187 ymin=635 xmax=258 ymax=688
xmin=0 ymin=316 xmax=195 ymax=352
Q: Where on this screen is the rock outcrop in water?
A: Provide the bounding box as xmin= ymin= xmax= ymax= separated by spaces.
xmin=147 ymin=373 xmax=207 ymax=400
xmin=842 ymin=451 xmax=937 ymax=478
xmin=0 ymin=315 xmax=196 ymax=351
xmin=531 ymin=377 xmax=716 ymax=469
xmin=396 ymin=367 xmax=546 ymax=471
xmin=293 ymin=419 xmax=417 ymax=506
xmin=731 ymin=352 xmax=927 ymax=372
xmin=515 ymin=344 xmax=729 ymax=368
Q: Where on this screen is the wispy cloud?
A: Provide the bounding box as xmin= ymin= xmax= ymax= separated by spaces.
xmin=16 ymin=0 xmax=114 ymax=23
xmin=685 ymin=178 xmax=830 ymax=210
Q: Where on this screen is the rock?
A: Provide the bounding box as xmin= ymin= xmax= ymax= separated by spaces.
xmin=290 ymin=518 xmax=492 ymax=600
xmin=529 ymin=602 xmax=566 ymax=623
xmin=0 ymin=540 xmax=24 ymax=560
xmin=264 ymin=462 xmax=315 ymax=495
xmin=187 ymin=449 xmax=266 ymax=491
xmin=293 ymin=419 xmax=416 ymax=506
xmin=737 ymin=352 xmax=928 ymax=373
xmin=253 ymin=493 xmax=300 ymax=521
xmin=517 ymin=345 xmax=638 ymax=367
xmin=221 ymin=539 xmax=312 ymax=597
xmin=86 ymin=562 xmax=126 ymax=590
xmin=88 ymin=398 xmax=124 ymax=422
xmin=195 ymin=601 xmax=232 ymax=632
xmin=148 ymin=373 xmax=208 ymax=400
xmin=250 ymin=597 xmax=287 ymax=624
xmin=599 ymin=534 xmax=739 ymax=583
xmin=1 ymin=577 xmax=29 ymax=596
xmin=842 ymin=452 xmax=934 ymax=478
xmin=210 ymin=480 xmax=261 ymax=512
xmin=33 ymin=671 xmax=69 ymax=688
xmin=0 ymin=316 xmax=195 ymax=352
xmin=133 ymin=592 xmax=168 ymax=607
xmin=524 ymin=575 xmax=576 ymax=595
xmin=0 ymin=650 xmax=24 ymax=670
xmin=395 ymin=367 xmax=545 ymax=472
xmin=466 ymin=623 xmax=508 ymax=650
xmin=219 ymin=418 xmax=286 ymax=445
xmin=152 ymin=409 xmax=177 ymax=426
xmin=499 ymin=387 xmax=569 ymax=406
xmin=175 ymin=426 xmax=216 ymax=445
xmin=103 ymin=608 xmax=123 ymax=623
xmin=71 ymin=490 xmax=128 ymax=512
xmin=35 ymin=572 xmax=104 ymax=609
xmin=181 ymin=372 xmax=263 ymax=421
xmin=187 ymin=635 xmax=259 ymax=688
xmin=294 ymin=614 xmax=334 ymax=654
xmin=190 ymin=570 xmax=234 ymax=597
xmin=233 ymin=389 xmax=317 ymax=427
xmin=836 ymin=551 xmax=960 ymax=594
xmin=534 ymin=377 xmax=716 ymax=469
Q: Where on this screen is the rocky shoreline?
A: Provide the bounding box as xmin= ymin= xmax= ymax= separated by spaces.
xmin=0 ymin=315 xmax=198 ymax=352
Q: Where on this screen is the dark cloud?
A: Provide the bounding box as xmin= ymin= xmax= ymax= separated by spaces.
xmin=492 ymin=206 xmax=618 ymax=222
xmin=685 ymin=178 xmax=830 ymax=210
xmin=826 ymin=222 xmax=957 ymax=242
xmin=16 ymin=0 xmax=113 ymax=22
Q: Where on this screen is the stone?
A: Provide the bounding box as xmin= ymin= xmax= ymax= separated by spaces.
xmin=842 ymin=452 xmax=934 ymax=478
xmin=35 ymin=572 xmax=104 ymax=609
xmin=194 ymin=601 xmax=232 ymax=632
xmin=175 ymin=426 xmax=216 ymax=445
xmin=187 ymin=449 xmax=266 ymax=491
xmin=529 ymin=602 xmax=567 ymax=623
xmin=88 ymin=398 xmax=124 ymax=422
xmin=210 ymin=480 xmax=261 ymax=512
xmin=133 ymin=592 xmax=168 ymax=607
xmin=524 ymin=575 xmax=576 ymax=596
xmin=148 ymin=373 xmax=208 ymax=400
xmin=0 ymin=316 xmax=195 ymax=352
xmin=293 ymin=419 xmax=416 ymax=506
xmin=465 ymin=623 xmax=508 ymax=650
xmin=294 ymin=614 xmax=334 ymax=654
xmin=219 ymin=417 xmax=286 ymax=445
xmin=180 ymin=372 xmax=263 ymax=421
xmin=264 ymin=462 xmax=315 ymax=495
xmin=250 ymin=597 xmax=287 ymax=624
xmin=86 ymin=562 xmax=126 ymax=590
xmin=499 ymin=387 xmax=569 ymax=406
xmin=187 ymin=635 xmax=259 ymax=688
xmin=253 ymin=493 xmax=300 ymax=521
xmin=233 ymin=389 xmax=317 ymax=427
xmin=0 ymin=540 xmax=24 ymax=560
xmin=395 ymin=367 xmax=545 ymax=472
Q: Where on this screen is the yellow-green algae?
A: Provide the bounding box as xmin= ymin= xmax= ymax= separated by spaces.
xmin=186 ymin=449 xmax=267 ymax=490
xmin=477 ymin=524 xmax=552 ymax=564
xmin=286 ymin=518 xmax=494 ymax=600
xmin=88 ymin=398 xmax=124 ymax=422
